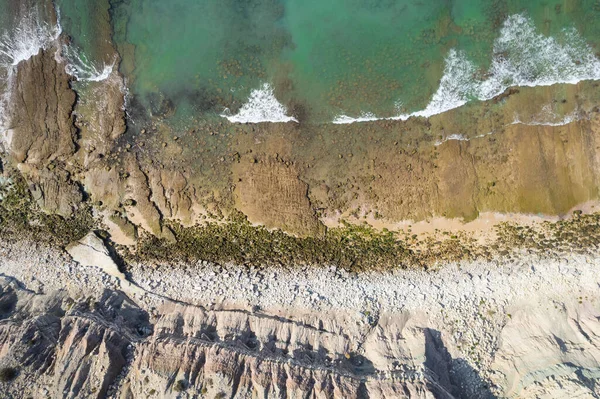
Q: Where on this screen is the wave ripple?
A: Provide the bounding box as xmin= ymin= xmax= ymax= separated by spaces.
xmin=335 ymin=14 xmax=600 ymax=124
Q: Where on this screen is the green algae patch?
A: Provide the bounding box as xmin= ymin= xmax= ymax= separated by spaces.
xmin=132 ymin=209 xmax=600 ymax=271
xmin=0 ymin=172 xmax=95 ymax=247
xmin=494 ymin=213 xmax=600 ymax=257
xmin=134 ymin=215 xmax=418 ymax=271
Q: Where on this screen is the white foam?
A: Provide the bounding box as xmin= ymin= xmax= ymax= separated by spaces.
xmin=333 ymin=112 xmax=379 ymax=124
xmin=221 ymin=83 xmax=297 ymax=124
xmin=511 ymin=107 xmax=580 ymax=127
xmin=408 ymin=50 xmax=476 ymax=120
xmin=476 ymin=15 xmax=600 ymax=99
xmin=334 ymin=14 xmax=600 ymax=124
xmin=434 ymin=133 xmax=469 ymax=146
xmin=0 ymin=7 xmax=61 ymax=68
xmin=62 ymin=45 xmax=114 ymax=82
xmin=334 ymin=49 xmax=477 ymax=124
xmin=474 ymin=131 xmax=494 ymax=139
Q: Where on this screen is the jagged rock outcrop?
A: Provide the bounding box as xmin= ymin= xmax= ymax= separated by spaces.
xmin=490 ymin=301 xmax=600 ymax=397
xmin=122 ymin=156 xmax=177 ymax=241
xmin=8 ymin=48 xmax=76 ymax=164
xmin=0 ymin=277 xmax=437 ymax=399
xmin=1 ymin=42 xmax=85 ymax=217
xmin=147 ymin=168 xmax=195 ymax=224
xmin=0 ymin=280 xmax=148 ymax=399
xmin=18 ymin=163 xmax=83 ymax=217
xmin=74 ymin=72 xmax=127 ymax=167
xmin=1 ymin=277 xmax=599 ymax=398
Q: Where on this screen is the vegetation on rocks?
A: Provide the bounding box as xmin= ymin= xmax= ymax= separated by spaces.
xmin=0 ymin=171 xmax=95 ymax=247
xmin=1 ymin=165 xmax=600 ymax=272
xmin=133 ymin=208 xmax=600 ymax=271
xmin=134 ymin=214 xmax=417 ymax=271
xmin=494 ymin=212 xmax=600 ymax=257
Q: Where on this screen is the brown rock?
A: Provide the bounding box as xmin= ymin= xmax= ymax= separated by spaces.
xmin=9 ymin=49 xmax=76 ymax=164
xmin=234 ymin=160 xmax=324 ymax=237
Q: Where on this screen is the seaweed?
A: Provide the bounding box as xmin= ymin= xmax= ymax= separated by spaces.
xmin=0 ymin=171 xmax=95 ymax=247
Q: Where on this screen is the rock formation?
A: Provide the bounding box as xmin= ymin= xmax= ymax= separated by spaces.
xmin=2 ymin=237 xmax=600 ymax=398
xmin=2 ymin=2 xmax=600 ymax=398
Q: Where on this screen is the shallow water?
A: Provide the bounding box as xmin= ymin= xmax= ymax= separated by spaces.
xmin=2 ymin=0 xmax=600 ymax=126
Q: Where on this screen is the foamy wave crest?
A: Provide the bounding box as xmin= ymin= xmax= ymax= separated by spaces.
xmin=333 ymin=112 xmax=379 ymax=124
xmin=511 ymin=105 xmax=581 ymax=127
xmin=62 ymin=45 xmax=113 ymax=82
xmin=333 ymin=50 xmax=477 ymax=124
xmin=334 ymin=14 xmax=600 ymax=124
xmin=221 ymin=83 xmax=297 ymax=123
xmin=434 ymin=133 xmax=469 ymax=146
xmin=404 ymin=49 xmax=477 ymax=120
xmin=0 ymin=8 xmax=61 ymax=67
xmin=477 ymin=14 xmax=600 ymax=99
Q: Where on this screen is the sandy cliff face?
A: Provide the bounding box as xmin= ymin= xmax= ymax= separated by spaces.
xmin=0 ymin=276 xmax=435 ymax=399
xmin=0 ymin=281 xmax=141 ymax=399
xmin=1 ymin=238 xmax=600 ymax=398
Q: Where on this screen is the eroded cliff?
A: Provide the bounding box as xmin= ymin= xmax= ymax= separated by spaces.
xmin=1 ymin=236 xmax=600 ymax=398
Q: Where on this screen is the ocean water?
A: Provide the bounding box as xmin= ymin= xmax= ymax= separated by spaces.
xmin=2 ymin=0 xmax=600 ymax=126
xmin=0 ymin=1 xmax=61 ymax=143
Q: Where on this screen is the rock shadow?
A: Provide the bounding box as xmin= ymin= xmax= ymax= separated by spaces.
xmin=424 ymin=328 xmax=496 ymax=399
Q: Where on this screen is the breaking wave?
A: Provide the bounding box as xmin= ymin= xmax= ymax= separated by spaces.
xmin=221 ymin=83 xmax=297 ymax=123
xmin=0 ymin=7 xmax=61 ymax=68
xmin=0 ymin=6 xmax=62 ymax=146
xmin=62 ymin=45 xmax=113 ymax=82
xmin=335 ymin=14 xmax=600 ymax=124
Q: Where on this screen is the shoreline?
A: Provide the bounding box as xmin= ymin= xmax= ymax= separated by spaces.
xmin=2 ymin=2 xmax=600 ymax=397
xmin=322 ymin=199 xmax=600 ymax=243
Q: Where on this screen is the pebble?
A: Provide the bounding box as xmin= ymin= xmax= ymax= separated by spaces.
xmin=3 ymin=237 xmax=600 ymax=385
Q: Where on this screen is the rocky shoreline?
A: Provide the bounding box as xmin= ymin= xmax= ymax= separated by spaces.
xmin=2 ymin=1 xmax=600 ymax=397
xmin=3 ymin=4 xmax=600 ymax=249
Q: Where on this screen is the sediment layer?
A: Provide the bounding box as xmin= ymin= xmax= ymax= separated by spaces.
xmin=1 ymin=236 xmax=600 ymax=398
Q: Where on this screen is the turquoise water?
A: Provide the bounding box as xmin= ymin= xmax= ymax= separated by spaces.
xmin=3 ymin=0 xmax=600 ymax=125
xmin=109 ymin=0 xmax=600 ymax=123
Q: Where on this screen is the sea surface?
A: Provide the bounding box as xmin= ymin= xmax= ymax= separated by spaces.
xmin=2 ymin=0 xmax=600 ymax=127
